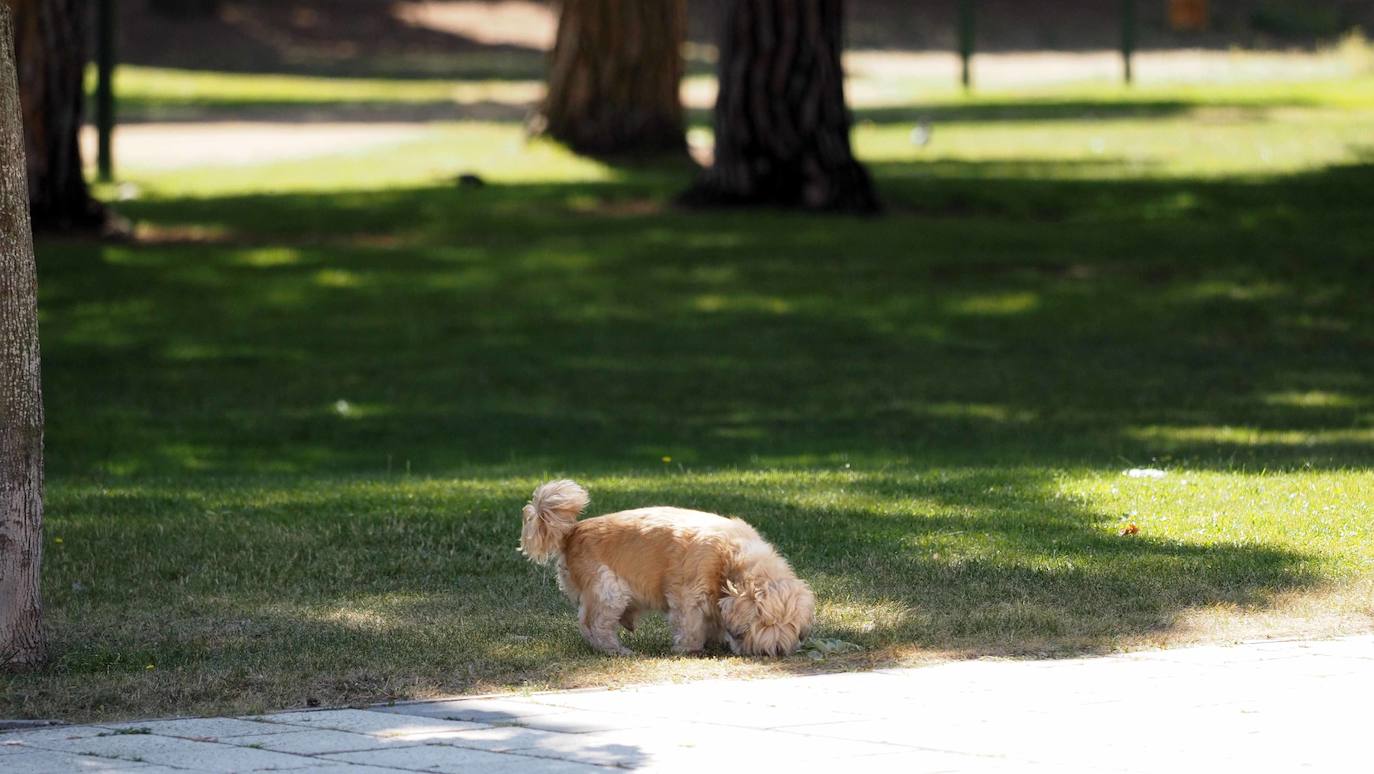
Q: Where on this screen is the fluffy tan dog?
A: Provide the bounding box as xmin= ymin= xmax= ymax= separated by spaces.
xmin=520 ymin=480 xmax=815 ymax=657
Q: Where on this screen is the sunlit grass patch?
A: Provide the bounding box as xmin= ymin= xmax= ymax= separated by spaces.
xmin=1263 ymin=390 xmax=1364 ymax=409
xmin=89 ymin=65 xmax=542 ymax=119
xmin=115 ymin=124 xmax=623 ymax=197
xmin=1127 ymin=425 xmax=1374 ymax=449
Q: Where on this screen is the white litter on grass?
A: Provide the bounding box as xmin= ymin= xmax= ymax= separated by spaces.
xmin=910 ymin=120 xmax=933 ymax=147
xmin=1125 ymin=468 xmax=1168 ymax=479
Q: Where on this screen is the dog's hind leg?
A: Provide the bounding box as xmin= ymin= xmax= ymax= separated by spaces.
xmin=619 ymin=606 xmax=640 ymax=632
xmin=578 ymin=566 xmax=633 ymax=656
xmin=667 ymin=592 xmax=711 ymax=655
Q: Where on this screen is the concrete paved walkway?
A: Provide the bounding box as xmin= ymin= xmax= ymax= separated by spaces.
xmin=3 ymin=635 xmax=1370 ymax=773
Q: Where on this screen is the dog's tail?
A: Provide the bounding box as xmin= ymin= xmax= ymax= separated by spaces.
xmin=519 ymin=479 xmax=589 ymax=564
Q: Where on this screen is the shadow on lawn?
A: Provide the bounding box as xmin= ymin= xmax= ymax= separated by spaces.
xmin=848 ymin=99 xmax=1305 ymax=126
xmin=110 ymin=98 xmax=534 ymax=126
xmin=124 ymin=96 xmax=1319 ymax=138
xmin=40 ymin=161 xmax=1374 ymax=477
xmin=116 ymin=95 xmax=1228 ymax=129
xmin=116 ymin=0 xmax=551 ymax=81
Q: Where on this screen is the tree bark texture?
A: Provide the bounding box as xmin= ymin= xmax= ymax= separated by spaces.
xmin=148 ymin=0 xmax=221 ymax=19
xmin=0 ymin=1 xmax=46 ymax=669
xmin=11 ymin=0 xmax=104 ymax=231
xmin=543 ymin=0 xmax=686 ymax=157
xmin=681 ymin=0 xmax=879 ymax=212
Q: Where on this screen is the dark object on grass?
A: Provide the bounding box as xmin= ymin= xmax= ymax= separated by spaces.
xmin=457 ymin=173 xmax=486 ymax=188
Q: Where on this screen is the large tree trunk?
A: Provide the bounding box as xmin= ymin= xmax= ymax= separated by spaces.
xmin=542 ymin=0 xmax=686 ymax=158
xmin=11 ymin=0 xmax=105 ymax=232
xmin=148 ymin=0 xmax=221 ymax=19
xmin=680 ymin=0 xmax=879 ymax=213
xmin=0 ymin=1 xmax=46 ymax=670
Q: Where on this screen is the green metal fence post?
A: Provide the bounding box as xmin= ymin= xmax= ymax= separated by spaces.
xmin=956 ymin=0 xmax=978 ymax=89
xmin=1121 ymin=0 xmax=1136 ymax=85
xmin=958 ymin=0 xmax=974 ymax=91
xmin=96 ymin=0 xmax=115 ymax=182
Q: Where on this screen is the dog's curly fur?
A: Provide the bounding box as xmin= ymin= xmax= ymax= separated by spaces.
xmin=520 ymin=480 xmax=815 ymax=657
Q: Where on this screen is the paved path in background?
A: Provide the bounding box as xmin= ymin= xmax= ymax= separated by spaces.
xmin=79 ymin=123 xmax=434 ymax=172
xmin=3 ymin=635 xmax=1370 ymax=772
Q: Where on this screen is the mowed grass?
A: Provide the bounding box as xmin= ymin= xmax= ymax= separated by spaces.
xmin=7 ymin=72 xmax=1374 ymax=721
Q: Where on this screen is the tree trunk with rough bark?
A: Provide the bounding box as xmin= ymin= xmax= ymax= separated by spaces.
xmin=148 ymin=0 xmax=220 ymax=19
xmin=11 ymin=0 xmax=105 ymax=231
xmin=542 ymin=0 xmax=686 ymax=157
xmin=680 ymin=0 xmax=879 ymax=213
xmin=0 ymin=1 xmax=46 ymax=670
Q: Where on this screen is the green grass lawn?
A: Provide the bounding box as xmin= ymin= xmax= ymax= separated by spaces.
xmin=7 ymin=71 xmax=1374 ymax=721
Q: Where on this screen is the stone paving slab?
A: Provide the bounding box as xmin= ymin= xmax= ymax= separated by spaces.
xmin=321 ymin=744 xmax=607 ymax=772
xmin=286 ymin=765 xmax=460 ymax=774
xmin=372 ymin=697 xmax=571 ymax=724
xmin=23 ymin=732 xmax=314 ymax=772
xmin=283 ymin=766 xmax=420 ymax=774
xmin=97 ymin=717 xmax=300 ymax=740
xmin=2 ymin=634 xmax=1370 ymax=772
xmin=423 ymin=723 xmax=575 ymax=753
xmin=509 ymin=721 xmax=905 ymax=769
xmin=0 ymin=749 xmax=183 ymax=773
xmin=219 ymin=728 xmax=421 ymax=755
xmin=1 ymin=724 xmax=109 ymax=748
xmin=245 ymin=708 xmax=488 ymax=738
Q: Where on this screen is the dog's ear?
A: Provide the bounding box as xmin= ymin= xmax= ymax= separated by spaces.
xmin=719 ymin=577 xmax=756 ymax=626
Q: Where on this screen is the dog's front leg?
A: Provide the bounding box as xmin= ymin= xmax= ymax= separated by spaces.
xmin=667 ymin=594 xmax=710 ymax=655
xmin=619 ymin=606 xmax=640 ymax=632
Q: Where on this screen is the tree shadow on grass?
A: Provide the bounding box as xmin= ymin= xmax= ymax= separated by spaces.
xmin=848 ymin=99 xmax=1305 ymax=126
xmin=39 ymin=161 xmax=1374 ymax=477
xmin=110 ymin=99 xmax=534 ymax=126
xmin=116 ymin=0 xmax=551 ymax=80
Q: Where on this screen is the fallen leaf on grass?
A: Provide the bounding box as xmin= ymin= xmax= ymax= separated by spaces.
xmin=1120 ymin=523 xmax=1140 ymax=536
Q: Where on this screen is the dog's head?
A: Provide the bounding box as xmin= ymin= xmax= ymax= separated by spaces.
xmin=719 ymin=577 xmax=815 ymax=657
